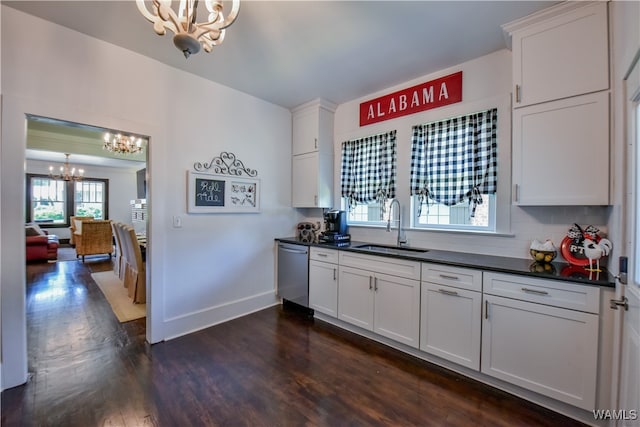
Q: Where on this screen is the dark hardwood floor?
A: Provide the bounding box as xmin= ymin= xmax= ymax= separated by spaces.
xmin=2 ymin=258 xmax=587 ymax=426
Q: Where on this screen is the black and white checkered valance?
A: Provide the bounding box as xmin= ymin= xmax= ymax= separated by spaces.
xmin=341 ymin=130 xmax=397 ymax=211
xmin=410 ymin=108 xmax=497 ymax=217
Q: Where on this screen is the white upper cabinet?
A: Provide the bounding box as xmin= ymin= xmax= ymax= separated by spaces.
xmin=291 ymin=99 xmax=336 ymax=208
xmin=504 ymin=1 xmax=611 ymax=206
xmin=512 ymin=91 xmax=610 ymax=205
xmin=505 ymin=2 xmax=609 ymax=108
xmin=292 ymin=106 xmax=333 ymax=156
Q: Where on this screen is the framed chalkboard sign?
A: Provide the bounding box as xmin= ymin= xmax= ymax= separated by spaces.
xmin=187 ymin=171 xmax=260 ymax=213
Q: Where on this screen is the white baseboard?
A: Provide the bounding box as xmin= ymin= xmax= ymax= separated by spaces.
xmin=161 ymin=290 xmax=279 ymax=341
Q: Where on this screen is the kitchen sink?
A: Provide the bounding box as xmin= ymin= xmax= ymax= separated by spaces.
xmin=353 ymin=244 xmax=429 ymax=255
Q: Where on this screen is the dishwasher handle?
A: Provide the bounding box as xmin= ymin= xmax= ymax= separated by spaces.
xmin=278 ymin=245 xmax=308 ymax=255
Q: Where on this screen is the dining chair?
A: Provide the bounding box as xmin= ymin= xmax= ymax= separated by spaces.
xmin=123 ymin=225 xmax=146 ymax=304
xmin=74 ymin=220 xmax=113 ymax=262
xmin=110 ymin=221 xmax=124 ymax=280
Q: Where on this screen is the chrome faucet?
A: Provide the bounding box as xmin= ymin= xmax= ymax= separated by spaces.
xmin=387 ymin=198 xmax=407 ymax=247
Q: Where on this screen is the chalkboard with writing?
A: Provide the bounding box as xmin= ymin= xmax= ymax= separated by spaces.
xmin=195 ymin=177 xmax=225 ymax=206
xmin=188 ymin=171 xmax=260 ymax=213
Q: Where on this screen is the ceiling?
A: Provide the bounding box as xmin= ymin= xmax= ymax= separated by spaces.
xmin=4 ymin=0 xmax=558 ymax=110
xmin=26 ymin=116 xmax=147 ymax=169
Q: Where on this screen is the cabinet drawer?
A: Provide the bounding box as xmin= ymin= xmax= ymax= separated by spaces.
xmin=310 ymin=247 xmax=339 ymax=263
xmin=422 ymin=263 xmax=482 ymax=292
xmin=483 ymin=272 xmax=600 ymax=314
xmin=339 ymin=251 xmax=421 ymax=280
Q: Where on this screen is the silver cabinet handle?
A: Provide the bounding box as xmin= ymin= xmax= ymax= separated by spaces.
xmin=314 ymin=195 xmax=318 ymax=206
xmin=333 ymin=268 xmax=336 ymax=281
xmin=521 ymin=287 xmax=549 ymax=296
xmin=513 ymin=184 xmax=519 ymax=202
xmin=438 ymin=288 xmax=459 ymax=296
xmin=485 ymin=300 xmax=489 ymax=319
xmin=314 ymin=138 xmax=318 ymax=149
xmin=317 ymin=253 xmax=328 ymax=257
xmin=369 ymin=276 xmax=373 ymax=290
xmin=515 ymin=84 xmax=521 ymax=103
xmin=439 ymin=274 xmax=459 ymax=281
xmin=374 ymin=277 xmax=378 ymax=292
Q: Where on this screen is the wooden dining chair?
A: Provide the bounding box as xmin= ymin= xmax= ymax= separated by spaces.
xmin=74 ymin=220 xmax=113 ymax=262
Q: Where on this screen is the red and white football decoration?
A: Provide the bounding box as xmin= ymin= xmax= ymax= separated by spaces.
xmin=560 ymin=224 xmax=612 ymax=271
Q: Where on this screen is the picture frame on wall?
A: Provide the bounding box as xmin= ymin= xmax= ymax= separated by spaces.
xmin=187 ymin=171 xmax=260 ymax=213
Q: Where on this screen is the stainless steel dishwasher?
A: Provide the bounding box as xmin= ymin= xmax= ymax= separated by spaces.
xmin=277 ymin=242 xmax=309 ymax=307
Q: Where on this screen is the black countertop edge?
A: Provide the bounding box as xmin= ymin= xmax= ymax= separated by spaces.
xmin=275 ymin=237 xmax=615 ymax=288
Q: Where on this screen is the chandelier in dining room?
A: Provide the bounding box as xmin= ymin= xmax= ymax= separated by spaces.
xmin=49 ymin=153 xmax=84 ymax=182
xmin=136 ymin=0 xmax=240 ymax=59
xmin=103 ymin=133 xmax=145 ymax=155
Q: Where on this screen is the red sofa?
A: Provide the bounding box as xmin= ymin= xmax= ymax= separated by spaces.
xmin=26 ymin=234 xmax=59 ymax=262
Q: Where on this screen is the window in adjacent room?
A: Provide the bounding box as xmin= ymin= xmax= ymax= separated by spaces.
xmin=341 ymin=130 xmax=397 ymax=225
xmin=74 ymin=180 xmax=106 ymax=219
xmin=28 ymin=176 xmax=67 ymax=224
xmin=26 ymin=174 xmax=109 ymax=226
xmin=410 ymin=108 xmax=498 ymax=232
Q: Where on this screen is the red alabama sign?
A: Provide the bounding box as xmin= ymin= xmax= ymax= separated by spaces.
xmin=359 ymin=71 xmax=463 ymax=126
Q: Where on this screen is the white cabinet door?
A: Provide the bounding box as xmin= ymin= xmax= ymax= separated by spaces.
xmin=338 ymin=266 xmax=374 ymax=330
xmin=420 ymin=282 xmax=481 ymax=370
xmin=481 ymin=294 xmax=599 ymax=410
xmin=512 ymin=91 xmax=609 ymax=205
xmin=309 ymin=260 xmax=338 ymax=317
xmin=510 ymin=2 xmax=608 ymax=108
xmin=292 ymin=152 xmax=333 ymax=208
xmin=292 ymin=153 xmax=319 ymax=208
xmin=292 ymin=109 xmax=319 ymax=156
xmin=373 ymin=273 xmax=420 ymax=348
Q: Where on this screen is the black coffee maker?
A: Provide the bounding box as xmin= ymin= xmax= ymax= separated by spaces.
xmin=320 ymin=210 xmax=349 ymax=243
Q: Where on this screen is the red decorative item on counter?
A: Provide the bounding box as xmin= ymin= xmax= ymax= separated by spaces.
xmin=560 ymin=224 xmax=612 ymax=270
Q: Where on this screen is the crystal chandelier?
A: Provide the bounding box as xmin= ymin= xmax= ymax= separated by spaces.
xmin=49 ymin=153 xmax=84 ymax=182
xmin=103 ymin=133 xmax=145 ymax=155
xmin=136 ymin=0 xmax=240 ymax=58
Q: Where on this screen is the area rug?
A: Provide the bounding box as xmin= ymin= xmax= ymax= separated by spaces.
xmin=51 ymin=245 xmax=79 ymax=262
xmin=91 ymin=271 xmax=146 ymax=322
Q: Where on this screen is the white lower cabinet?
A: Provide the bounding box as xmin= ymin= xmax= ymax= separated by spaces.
xmin=309 ymin=261 xmax=338 ymax=317
xmin=309 ymin=247 xmax=339 ymax=317
xmin=420 ymin=264 xmax=482 ymax=370
xmin=420 ymin=282 xmax=482 ymax=370
xmin=481 ymin=273 xmax=600 ymax=410
xmin=321 ymin=249 xmax=605 ymax=412
xmin=338 ymin=264 xmax=420 ymax=348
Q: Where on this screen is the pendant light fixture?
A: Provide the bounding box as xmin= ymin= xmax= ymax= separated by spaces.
xmin=103 ymin=132 xmax=145 ymax=155
xmin=49 ymin=153 xmax=84 ymax=182
xmin=136 ymin=0 xmax=240 ymax=58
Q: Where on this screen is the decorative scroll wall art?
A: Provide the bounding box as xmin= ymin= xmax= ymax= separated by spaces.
xmin=188 ymin=152 xmax=260 ymax=213
xmin=193 ymin=151 xmax=258 ymax=177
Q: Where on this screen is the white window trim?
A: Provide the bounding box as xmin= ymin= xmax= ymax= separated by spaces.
xmin=411 ymin=194 xmax=497 ymax=232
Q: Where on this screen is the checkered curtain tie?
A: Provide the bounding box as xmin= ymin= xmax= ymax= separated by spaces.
xmin=410 ymin=108 xmax=497 ymax=217
xmin=341 ymin=130 xmax=397 ymax=212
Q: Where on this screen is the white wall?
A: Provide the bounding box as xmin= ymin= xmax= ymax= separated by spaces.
xmin=26 ymin=159 xmax=140 ymax=240
xmin=0 ymin=0 xmax=3 ymax=407
xmin=333 ymin=49 xmax=610 ymax=260
xmin=1 ymin=6 xmax=298 ymax=389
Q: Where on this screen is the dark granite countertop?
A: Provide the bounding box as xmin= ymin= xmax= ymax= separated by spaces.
xmin=276 ymin=237 xmax=615 ymax=288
